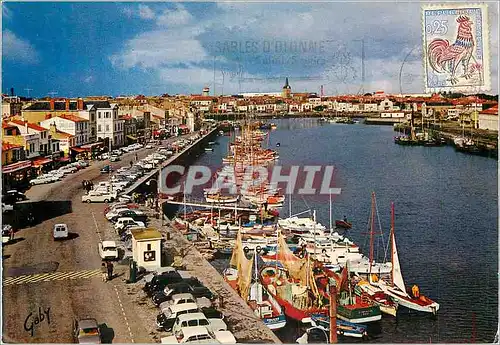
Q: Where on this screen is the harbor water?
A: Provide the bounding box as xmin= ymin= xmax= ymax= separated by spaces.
xmin=167 ymin=118 xmax=498 ymax=343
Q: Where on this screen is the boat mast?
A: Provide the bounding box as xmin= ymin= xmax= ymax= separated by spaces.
xmin=289 ymin=191 xmax=292 ymax=219
xmin=390 ymin=201 xmax=395 ymax=287
xmin=313 ymin=210 xmax=317 ymax=258
xmin=329 ymin=189 xmax=332 ymax=233
xmin=183 ymin=181 xmax=187 ymax=223
xmin=369 ymin=192 xmax=375 ymax=276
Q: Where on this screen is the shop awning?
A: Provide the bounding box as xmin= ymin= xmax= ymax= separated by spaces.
xmin=32 ymin=157 xmax=53 ymax=167
xmin=2 ymin=160 xmax=32 ymax=174
xmin=81 ymin=142 xmax=103 ymax=149
xmin=59 ymin=157 xmax=71 ymax=162
xmin=71 ymin=147 xmax=86 ymax=153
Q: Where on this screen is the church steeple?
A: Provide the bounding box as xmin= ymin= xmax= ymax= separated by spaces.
xmin=282 ymin=77 xmax=291 ymax=98
xmin=283 ymin=77 xmax=290 ymax=89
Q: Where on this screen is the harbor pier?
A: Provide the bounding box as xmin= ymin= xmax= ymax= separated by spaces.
xmin=122 ymin=126 xmax=218 ymax=196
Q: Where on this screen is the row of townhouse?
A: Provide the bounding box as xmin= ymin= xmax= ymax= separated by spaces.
xmin=189 ymin=96 xmax=398 ymax=114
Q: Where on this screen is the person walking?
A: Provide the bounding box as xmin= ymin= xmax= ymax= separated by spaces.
xmin=101 ymin=263 xmax=108 ymax=282
xmin=106 ymin=261 xmax=114 ymax=281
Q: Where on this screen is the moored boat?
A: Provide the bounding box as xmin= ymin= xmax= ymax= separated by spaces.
xmin=373 ymin=202 xmax=439 ymax=315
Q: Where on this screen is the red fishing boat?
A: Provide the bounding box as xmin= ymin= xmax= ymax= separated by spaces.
xmin=258 ymin=232 xmax=328 ymax=323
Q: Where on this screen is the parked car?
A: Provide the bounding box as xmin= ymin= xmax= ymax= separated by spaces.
xmin=82 ymin=191 xmax=117 ymax=203
xmin=53 ymin=223 xmax=69 ymax=240
xmin=111 ymin=150 xmax=122 ymax=156
xmin=171 ymin=313 xmax=227 ymax=335
xmin=98 ymin=240 xmax=119 ymax=260
xmin=60 ymin=166 xmax=78 ymax=173
xmin=105 ymin=207 xmax=134 ymax=220
xmin=116 ymin=167 xmax=129 ymax=174
xmin=161 ymin=326 xmax=236 ymax=344
xmin=99 ymin=153 xmax=110 ymax=160
xmin=2 ymin=224 xmax=14 ymax=244
xmin=30 ymin=176 xmax=53 ymax=185
xmin=156 ymin=303 xmax=200 ymax=332
xmin=159 ymin=293 xmax=212 ymax=312
xmin=73 ymin=318 xmax=101 ymax=344
xmin=4 ymin=190 xmax=27 ymax=201
xmin=46 ymin=170 xmax=65 ymax=180
xmin=109 ymin=209 xmax=147 ymax=223
xmin=144 ymin=271 xmax=192 ymax=295
xmin=153 ymin=281 xmax=212 ymax=306
xmin=77 ymin=160 xmax=89 ymax=168
xmin=145 ymin=144 xmax=153 ymax=149
xmin=100 ymin=165 xmax=113 ymax=174
xmin=109 ymin=155 xmax=120 ymax=162
xmin=114 ymin=217 xmax=145 ymax=231
xmin=2 ymin=202 xmax=14 ymax=213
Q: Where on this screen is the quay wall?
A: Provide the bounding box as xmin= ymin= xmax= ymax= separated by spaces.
xmin=123 ymin=127 xmax=218 ymax=195
xmin=148 ymin=215 xmax=282 ymax=344
xmin=204 ymin=112 xmax=375 ymax=120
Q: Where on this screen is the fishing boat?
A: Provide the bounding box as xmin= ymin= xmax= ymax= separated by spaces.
xmin=316 ymin=263 xmax=382 ymax=324
xmin=224 ymin=231 xmax=287 ymax=330
xmin=354 ymin=278 xmax=398 ymax=317
xmin=335 ymin=219 xmax=352 ymax=229
xmin=259 ymin=232 xmax=328 ymax=323
xmin=373 ymin=203 xmax=440 ymax=315
xmin=310 ymin=314 xmax=368 ymax=338
xmin=205 ymin=194 xmax=239 ymax=204
xmin=205 ymin=147 xmax=214 ymax=152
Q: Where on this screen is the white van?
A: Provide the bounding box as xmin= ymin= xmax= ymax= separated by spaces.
xmin=53 ymin=223 xmax=69 ymax=240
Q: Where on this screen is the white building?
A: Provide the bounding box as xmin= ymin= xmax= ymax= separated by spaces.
xmin=364 ymin=103 xmax=378 ymax=112
xmin=8 ymin=119 xmax=50 ymax=156
xmin=478 ymin=105 xmax=498 ymax=131
xmin=40 ymin=114 xmax=90 ymax=147
xmin=86 ymin=101 xmax=124 ymax=148
xmin=379 ymin=98 xmax=394 ymax=111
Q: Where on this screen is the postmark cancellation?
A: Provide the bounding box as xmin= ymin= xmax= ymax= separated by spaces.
xmin=422 ymin=3 xmax=490 ymax=93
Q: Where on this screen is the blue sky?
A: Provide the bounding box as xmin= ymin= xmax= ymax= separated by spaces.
xmin=2 ymin=2 xmax=498 ymax=98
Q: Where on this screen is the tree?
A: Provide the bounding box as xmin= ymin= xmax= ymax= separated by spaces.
xmin=313 ymin=105 xmax=325 ymax=112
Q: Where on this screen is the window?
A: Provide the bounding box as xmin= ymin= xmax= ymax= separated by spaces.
xmin=147 ymin=244 xmax=151 ymax=251
xmin=98 ymin=112 xmax=102 ymax=119
xmin=98 ymin=125 xmax=102 ymax=132
xmin=106 ymin=125 xmax=109 ymax=132
xmin=187 ymin=320 xmax=198 ymax=327
xmin=144 ymin=250 xmax=155 ymax=262
xmin=91 ymin=114 xmax=95 ymax=122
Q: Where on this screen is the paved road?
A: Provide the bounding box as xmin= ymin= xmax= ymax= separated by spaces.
xmin=2 ymin=133 xmax=204 ymax=343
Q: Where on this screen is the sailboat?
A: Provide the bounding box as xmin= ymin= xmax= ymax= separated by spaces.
xmin=248 ymin=250 xmax=287 ymax=330
xmin=374 ymin=202 xmax=440 ymax=315
xmin=224 ymin=231 xmax=287 ymax=330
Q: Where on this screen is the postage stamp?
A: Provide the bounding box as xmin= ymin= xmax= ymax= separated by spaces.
xmin=422 ymin=3 xmax=490 ymax=93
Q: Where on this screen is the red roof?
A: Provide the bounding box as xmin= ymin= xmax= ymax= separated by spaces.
xmin=57 ymin=114 xmax=88 ymax=122
xmin=480 ymin=104 xmax=498 ymax=116
xmin=119 ymin=114 xmax=132 ymax=120
xmin=2 ymin=141 xmax=23 ymax=151
xmin=9 ymin=119 xmax=48 ymax=132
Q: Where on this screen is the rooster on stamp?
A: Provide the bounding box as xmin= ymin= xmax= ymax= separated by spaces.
xmin=422 ymin=3 xmax=490 ymax=93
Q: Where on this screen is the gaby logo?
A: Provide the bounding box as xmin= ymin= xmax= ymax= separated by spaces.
xmin=158 ymin=164 xmax=341 ymax=196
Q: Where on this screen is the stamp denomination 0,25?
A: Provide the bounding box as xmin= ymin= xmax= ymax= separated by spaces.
xmin=422 ymin=3 xmax=490 ymax=93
